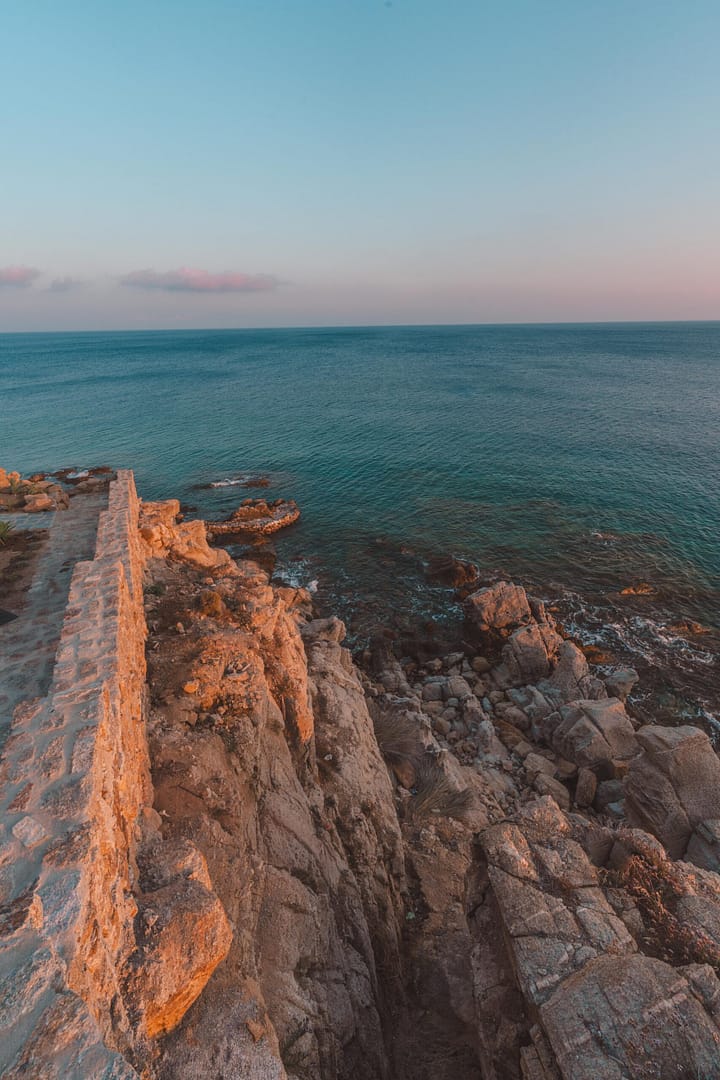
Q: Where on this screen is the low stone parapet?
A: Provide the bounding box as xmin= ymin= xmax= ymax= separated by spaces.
xmin=0 ymin=470 xmax=230 ymax=1077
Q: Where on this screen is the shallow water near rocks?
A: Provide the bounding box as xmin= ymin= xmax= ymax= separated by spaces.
xmin=3 ymin=322 xmax=719 ymax=724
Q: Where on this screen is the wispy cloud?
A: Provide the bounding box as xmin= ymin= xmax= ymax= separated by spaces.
xmin=120 ymin=267 xmax=278 ymax=293
xmin=0 ymin=266 xmax=41 ymax=288
xmin=47 ymin=276 xmax=85 ymax=293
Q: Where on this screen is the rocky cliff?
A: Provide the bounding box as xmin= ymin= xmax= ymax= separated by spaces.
xmin=3 ymin=478 xmax=720 ymax=1078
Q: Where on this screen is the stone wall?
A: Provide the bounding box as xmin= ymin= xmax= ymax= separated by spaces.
xmin=0 ymin=472 xmax=167 ymax=1076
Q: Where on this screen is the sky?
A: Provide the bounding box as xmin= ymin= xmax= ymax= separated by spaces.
xmin=1 ymin=0 xmax=719 ymax=331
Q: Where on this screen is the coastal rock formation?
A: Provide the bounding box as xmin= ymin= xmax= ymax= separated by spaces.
xmin=4 ymin=477 xmax=720 ymax=1079
xmin=206 ymin=498 xmax=300 ymax=536
xmin=0 ymin=468 xmax=70 ymax=512
xmin=542 ymin=697 xmax=638 ymax=776
xmin=464 ymin=580 xmax=532 ymax=632
xmin=139 ymin=499 xmax=234 ymax=570
xmin=625 ymin=724 xmax=720 ymax=860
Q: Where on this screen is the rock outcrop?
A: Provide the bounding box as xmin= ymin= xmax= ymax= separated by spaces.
xmin=4 ymin=486 xmax=720 ymax=1080
xmin=206 ymin=498 xmax=300 ymax=536
xmin=0 ymin=468 xmax=70 ymax=512
xmin=465 ymin=580 xmax=532 ymax=632
xmin=139 ymin=499 xmax=234 ymax=569
xmin=625 ymin=724 xmax=720 ymax=861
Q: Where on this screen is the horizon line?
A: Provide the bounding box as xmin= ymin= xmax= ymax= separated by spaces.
xmin=1 ymin=317 xmax=720 ymax=336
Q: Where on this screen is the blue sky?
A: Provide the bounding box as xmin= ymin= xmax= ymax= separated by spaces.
xmin=1 ymin=0 xmax=719 ymax=329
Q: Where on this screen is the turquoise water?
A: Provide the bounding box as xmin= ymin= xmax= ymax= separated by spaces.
xmin=2 ymin=323 xmax=719 ymax=718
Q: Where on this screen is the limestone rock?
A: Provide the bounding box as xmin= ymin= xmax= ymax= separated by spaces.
xmin=574 ymin=767 xmax=597 ymax=808
xmin=206 ymin=499 xmax=300 ymax=536
xmin=23 ymin=492 xmax=54 ymax=512
xmin=686 ymin=819 xmax=720 ymax=873
xmin=139 ymin=500 xmax=232 ymax=570
xmin=539 ymin=640 xmax=607 ymax=704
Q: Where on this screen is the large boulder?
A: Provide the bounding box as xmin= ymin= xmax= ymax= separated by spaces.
xmin=539 ymin=641 xmax=607 ymax=704
xmin=501 ymin=622 xmax=563 ymax=685
xmin=139 ymin=500 xmax=233 ymax=570
xmin=624 ymin=725 xmax=720 ymax=859
xmin=464 ymin=581 xmax=532 ymax=632
xmin=540 ymin=954 xmax=720 ymax=1080
xmin=543 ymin=698 xmax=638 ymax=777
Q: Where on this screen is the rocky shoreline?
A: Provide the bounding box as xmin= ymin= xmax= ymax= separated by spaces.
xmin=140 ymin=494 xmax=720 ymax=1077
xmin=3 ymin=472 xmax=720 ymax=1078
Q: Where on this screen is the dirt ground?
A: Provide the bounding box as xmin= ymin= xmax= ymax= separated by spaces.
xmin=0 ymin=529 xmax=49 ymax=618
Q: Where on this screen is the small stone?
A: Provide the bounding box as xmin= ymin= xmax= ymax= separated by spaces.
xmin=12 ymin=816 xmax=48 ymax=848
xmin=524 ymin=752 xmax=556 ymax=779
xmin=595 ymin=779 xmax=624 ymax=811
xmin=422 ymin=682 xmax=444 ymax=702
xmin=182 ymin=680 xmax=200 ymax=695
xmin=514 ymin=740 xmax=533 ymax=759
xmin=472 ymin=656 xmax=491 ymax=673
xmin=555 ymin=757 xmax=577 ymax=780
xmin=444 ymin=652 xmax=465 ymax=668
xmin=575 ymin=767 xmax=597 ymax=808
xmin=605 ymin=668 xmax=639 ymax=701
xmin=533 ymin=773 xmax=571 ymax=810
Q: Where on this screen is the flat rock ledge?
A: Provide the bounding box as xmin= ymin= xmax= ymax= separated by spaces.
xmin=205 ymin=498 xmax=300 ymax=536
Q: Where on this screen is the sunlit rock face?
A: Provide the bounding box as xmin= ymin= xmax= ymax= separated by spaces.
xmin=0 ymin=473 xmax=231 ymax=1078
xmin=4 ymin=472 xmax=720 ymax=1079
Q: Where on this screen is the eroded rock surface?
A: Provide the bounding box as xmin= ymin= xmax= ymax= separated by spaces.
xmin=5 ymin=487 xmax=720 ymax=1080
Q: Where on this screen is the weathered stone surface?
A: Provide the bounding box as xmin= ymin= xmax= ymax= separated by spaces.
xmin=540 ymin=955 xmax=720 ymax=1079
xmin=464 ymin=581 xmax=532 ymax=631
xmin=206 ymin=498 xmax=300 ymax=536
xmin=0 ymin=473 xmax=231 ymax=1077
xmin=604 ymin=667 xmax=639 ymax=701
xmin=574 ymin=766 xmax=597 ymax=808
xmin=625 ymin=724 xmax=720 ymax=859
xmin=23 ymin=492 xmax=54 ymax=512
xmin=686 ymin=818 xmax=720 ymax=872
xmin=139 ymin=500 xmax=233 ymax=570
xmin=539 ymin=640 xmax=607 ymax=704
xmin=480 ymin=799 xmax=635 ymax=1009
xmin=502 ymin=622 xmax=563 ymax=685
xmin=545 ymin=698 xmax=638 ymax=776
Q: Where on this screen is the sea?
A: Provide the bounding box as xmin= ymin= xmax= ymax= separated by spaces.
xmin=2 ymin=323 xmax=719 ymax=731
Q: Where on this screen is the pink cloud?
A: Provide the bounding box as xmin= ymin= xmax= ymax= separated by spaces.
xmin=120 ymin=267 xmax=278 ymax=293
xmin=0 ymin=266 xmax=41 ymax=288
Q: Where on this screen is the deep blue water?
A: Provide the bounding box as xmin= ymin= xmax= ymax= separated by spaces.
xmin=2 ymin=323 xmax=719 ymax=718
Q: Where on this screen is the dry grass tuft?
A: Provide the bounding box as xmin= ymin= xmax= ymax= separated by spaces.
xmin=373 ymin=711 xmax=424 ymax=770
xmin=600 ymin=833 xmax=720 ymax=971
xmin=407 ymin=757 xmax=473 ymax=822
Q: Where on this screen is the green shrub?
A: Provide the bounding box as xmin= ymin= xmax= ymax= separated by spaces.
xmin=0 ymin=521 xmax=14 ymax=546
